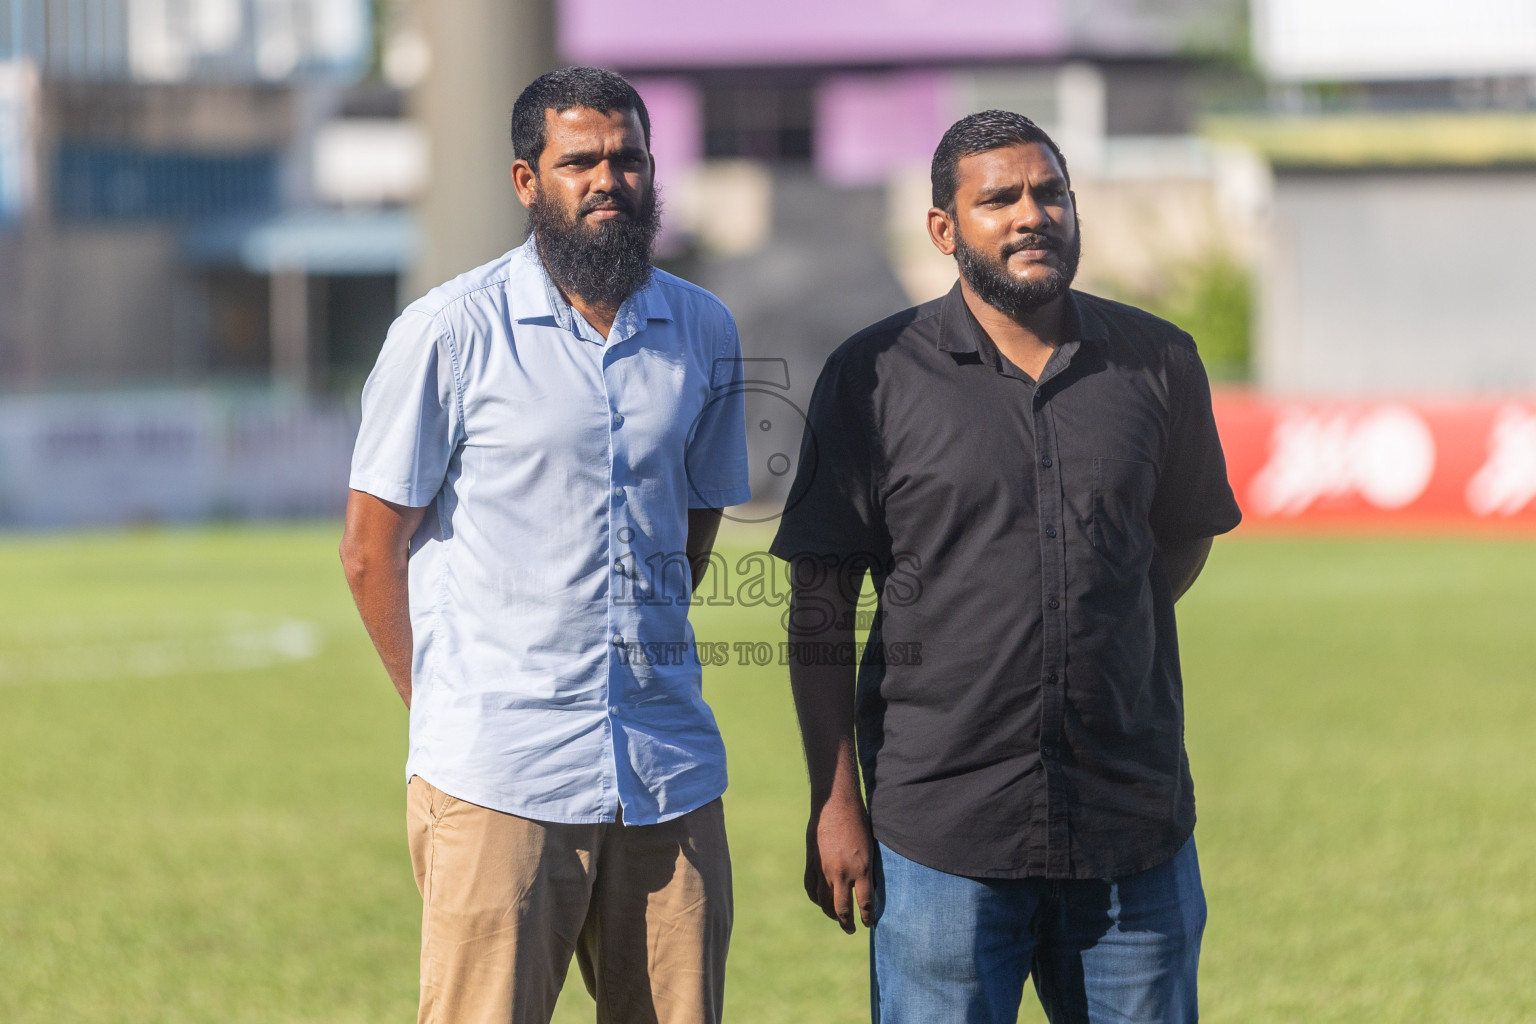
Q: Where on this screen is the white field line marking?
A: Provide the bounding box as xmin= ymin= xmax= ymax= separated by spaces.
xmin=0 ymin=614 xmax=323 ymax=686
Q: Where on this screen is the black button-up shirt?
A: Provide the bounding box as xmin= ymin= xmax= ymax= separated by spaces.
xmin=770 ymin=284 xmax=1241 ymax=880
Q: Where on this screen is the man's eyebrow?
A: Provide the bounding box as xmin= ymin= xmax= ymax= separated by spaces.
xmin=554 ymin=145 xmax=648 ymax=164
xmin=975 ymin=184 xmax=1021 ymax=201
xmin=974 ymin=176 xmax=1066 ymax=200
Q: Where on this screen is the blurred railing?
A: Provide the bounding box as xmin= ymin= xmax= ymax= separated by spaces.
xmin=0 ymin=0 xmax=368 ymax=82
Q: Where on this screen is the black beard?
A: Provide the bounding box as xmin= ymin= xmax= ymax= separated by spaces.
xmin=954 ymin=216 xmax=1081 ymax=319
xmin=529 ymin=183 xmax=663 ymax=311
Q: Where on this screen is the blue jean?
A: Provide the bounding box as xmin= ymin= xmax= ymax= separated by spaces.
xmin=871 ymin=838 xmax=1205 ymax=1024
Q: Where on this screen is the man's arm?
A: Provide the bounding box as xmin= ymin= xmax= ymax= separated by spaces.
xmin=1158 ymin=535 xmax=1214 ymax=602
xmin=340 ymin=489 xmax=429 ymax=707
xmin=686 ymin=508 xmax=723 ymax=591
xmin=787 ymin=557 xmax=875 ymax=935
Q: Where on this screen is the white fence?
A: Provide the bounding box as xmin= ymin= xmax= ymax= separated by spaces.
xmin=0 ymin=390 xmax=358 ymax=527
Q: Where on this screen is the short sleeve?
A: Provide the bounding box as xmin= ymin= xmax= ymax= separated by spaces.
xmin=769 ymin=350 xmax=881 ymax=561
xmin=348 ymin=310 xmax=464 ymax=508
xmin=1150 ymin=341 xmax=1242 ymax=542
xmin=684 ymin=314 xmax=752 ymax=509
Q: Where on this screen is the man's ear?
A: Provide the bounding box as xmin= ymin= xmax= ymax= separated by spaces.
xmin=927 ymin=207 xmax=957 ymax=257
xmin=511 ymin=159 xmax=538 ymax=209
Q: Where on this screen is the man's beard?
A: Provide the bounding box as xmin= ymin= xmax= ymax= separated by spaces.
xmin=954 ymin=216 xmax=1081 ymax=319
xmin=529 ymin=183 xmax=663 ymax=310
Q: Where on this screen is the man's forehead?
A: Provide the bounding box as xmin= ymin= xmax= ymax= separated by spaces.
xmin=544 ymin=105 xmax=644 ymax=143
xmin=956 ymin=142 xmax=1066 ymax=188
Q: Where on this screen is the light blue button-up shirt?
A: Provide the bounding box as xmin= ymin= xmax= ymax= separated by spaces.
xmin=349 ymin=242 xmax=751 ymax=824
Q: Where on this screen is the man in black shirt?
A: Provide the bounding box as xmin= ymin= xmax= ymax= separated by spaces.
xmin=770 ymin=111 xmax=1242 ymax=1023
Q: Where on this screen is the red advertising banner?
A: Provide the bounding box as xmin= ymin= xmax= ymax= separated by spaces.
xmin=1213 ymin=393 xmax=1536 ymax=531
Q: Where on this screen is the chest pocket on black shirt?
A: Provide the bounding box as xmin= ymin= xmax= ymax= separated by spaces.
xmin=1091 ymin=457 xmax=1157 ymax=564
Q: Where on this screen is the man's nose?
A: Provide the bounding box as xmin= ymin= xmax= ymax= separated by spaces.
xmin=1011 ymin=195 xmax=1049 ymax=232
xmin=590 ymin=158 xmax=617 ymax=192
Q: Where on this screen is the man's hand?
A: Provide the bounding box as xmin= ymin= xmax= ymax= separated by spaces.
xmin=787 ymin=556 xmax=875 ymax=934
xmin=806 ymin=786 xmax=875 ymax=934
xmin=340 ymin=489 xmax=429 ymax=707
xmin=686 ymin=508 xmax=723 ymax=592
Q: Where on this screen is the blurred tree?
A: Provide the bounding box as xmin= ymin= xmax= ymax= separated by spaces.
xmin=1117 ymin=257 xmax=1252 ymax=383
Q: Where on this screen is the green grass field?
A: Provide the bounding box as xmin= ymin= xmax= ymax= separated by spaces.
xmin=1 ymin=525 xmax=1533 ymax=1023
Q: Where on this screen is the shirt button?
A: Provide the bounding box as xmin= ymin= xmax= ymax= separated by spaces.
xmin=1041 ymin=457 xmax=1052 ymax=468
xmin=1046 ymin=674 xmax=1059 ymax=685
xmin=613 ymin=560 xmax=625 ymax=575
xmin=612 ymin=634 xmax=624 ymax=646
xmin=1041 ymin=743 xmax=1058 ymax=760
xmin=612 ymin=413 xmax=624 ymax=427
xmin=1048 ymin=598 xmax=1060 ymax=610
xmin=1045 ymin=525 xmax=1057 ymax=538
xmin=613 ymin=485 xmax=624 ymax=499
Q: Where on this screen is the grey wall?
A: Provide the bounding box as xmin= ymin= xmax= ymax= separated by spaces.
xmin=0 ymin=226 xmax=183 ymax=388
xmin=693 ymin=170 xmax=911 ymax=517
xmin=1259 ymin=169 xmax=1536 ymax=396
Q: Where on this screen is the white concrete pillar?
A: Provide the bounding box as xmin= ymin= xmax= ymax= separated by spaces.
xmin=406 ymin=0 xmax=556 ymax=301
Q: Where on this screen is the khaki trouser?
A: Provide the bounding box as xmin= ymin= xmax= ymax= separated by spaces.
xmin=407 ymin=776 xmax=732 ymax=1024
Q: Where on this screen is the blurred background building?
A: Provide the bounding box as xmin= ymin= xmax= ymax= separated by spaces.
xmin=0 ymin=0 xmax=414 ymax=392
xmin=2 ymin=0 xmax=1534 ymax=525
xmin=0 ymin=0 xmax=414 ymax=523
xmin=1235 ymin=0 xmax=1536 ymax=396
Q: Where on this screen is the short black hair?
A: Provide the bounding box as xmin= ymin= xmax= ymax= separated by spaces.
xmin=510 ymin=66 xmax=651 ymax=168
xmin=930 ymin=109 xmax=1069 ymax=211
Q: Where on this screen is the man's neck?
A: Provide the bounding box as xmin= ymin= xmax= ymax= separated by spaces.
xmin=561 ymin=286 xmax=621 ymax=340
xmin=958 ymin=280 xmax=1069 ymax=381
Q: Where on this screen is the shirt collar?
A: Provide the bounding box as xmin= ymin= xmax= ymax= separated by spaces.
xmin=509 ymin=239 xmax=674 ymax=346
xmin=935 ymin=282 xmax=1107 ymax=384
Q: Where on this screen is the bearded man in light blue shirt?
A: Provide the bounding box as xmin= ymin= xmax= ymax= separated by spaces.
xmin=340 ymin=67 xmax=750 ymax=1024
